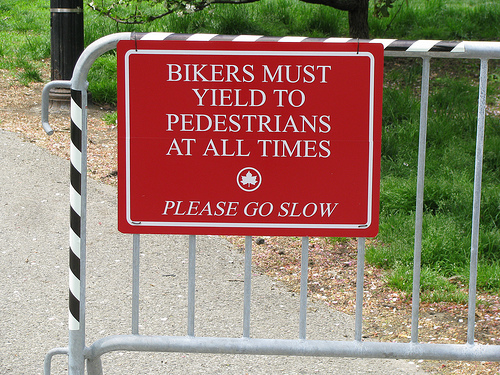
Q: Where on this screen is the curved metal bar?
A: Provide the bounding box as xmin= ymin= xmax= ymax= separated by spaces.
xmin=43 ymin=347 xmax=68 ymax=375
xmin=71 ymin=32 xmax=132 ymax=91
xmin=40 ymin=80 xmax=72 ymax=135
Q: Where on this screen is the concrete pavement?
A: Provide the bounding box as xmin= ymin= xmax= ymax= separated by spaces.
xmin=0 ymin=129 xmax=425 ymax=374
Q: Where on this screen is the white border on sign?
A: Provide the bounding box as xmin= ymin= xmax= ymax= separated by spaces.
xmin=124 ymin=48 xmax=377 ymax=230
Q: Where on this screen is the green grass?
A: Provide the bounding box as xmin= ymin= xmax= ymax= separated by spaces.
xmin=87 ymin=55 xmax=117 ymax=104
xmin=102 ymin=111 xmax=118 ymax=126
xmin=2 ymin=0 xmax=500 ymax=302
xmin=0 ymin=0 xmax=51 ymax=79
xmin=366 ymin=58 xmax=500 ymax=300
xmin=387 ymin=265 xmax=469 ymax=304
xmin=370 ymin=0 xmax=500 ymax=40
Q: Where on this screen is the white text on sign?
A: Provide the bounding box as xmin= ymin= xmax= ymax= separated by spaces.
xmin=162 ymin=200 xmax=340 ymax=218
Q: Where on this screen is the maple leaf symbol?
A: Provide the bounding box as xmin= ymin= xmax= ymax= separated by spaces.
xmin=241 ymin=171 xmax=258 ymax=187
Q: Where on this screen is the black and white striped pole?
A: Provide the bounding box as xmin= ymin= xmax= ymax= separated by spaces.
xmin=68 ymin=87 xmax=87 ymax=375
xmin=127 ymin=32 xmax=466 ymax=54
xmin=49 ymin=3 xmax=86 ymax=368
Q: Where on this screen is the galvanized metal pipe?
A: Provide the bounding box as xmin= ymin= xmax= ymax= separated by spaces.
xmin=467 ymin=58 xmax=489 ymax=345
xmin=85 ymin=356 xmax=103 ymax=375
xmin=41 ymin=80 xmax=72 ymax=135
xmin=243 ymin=236 xmax=252 ymax=338
xmin=354 ymin=237 xmax=366 ymax=341
xmin=411 ymin=57 xmax=431 ymax=343
xmin=43 ymin=347 xmax=68 ymax=375
xmin=299 ymin=237 xmax=309 ymax=340
xmin=71 ymin=33 xmax=131 ymax=91
xmin=132 ymin=234 xmax=140 ymax=335
xmin=188 ymin=235 xmax=196 ymax=337
xmin=84 ymin=334 xmax=500 ymax=362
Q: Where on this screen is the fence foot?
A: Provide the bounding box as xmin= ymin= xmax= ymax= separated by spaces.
xmin=86 ymin=356 xmax=103 ymax=375
xmin=43 ymin=347 xmax=68 ymax=375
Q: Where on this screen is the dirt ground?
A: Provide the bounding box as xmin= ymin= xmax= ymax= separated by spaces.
xmin=1 ymin=64 xmax=499 ymax=374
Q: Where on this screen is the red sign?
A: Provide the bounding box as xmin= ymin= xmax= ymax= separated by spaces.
xmin=117 ymin=40 xmax=383 ymax=236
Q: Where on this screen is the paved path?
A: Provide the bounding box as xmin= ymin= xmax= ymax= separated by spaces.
xmin=0 ymin=129 xmax=426 ymax=374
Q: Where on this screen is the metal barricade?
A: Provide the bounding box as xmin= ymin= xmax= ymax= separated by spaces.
xmin=41 ymin=33 xmax=500 ymax=375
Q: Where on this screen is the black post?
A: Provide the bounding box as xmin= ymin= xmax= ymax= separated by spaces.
xmin=50 ymin=0 xmax=84 ymax=106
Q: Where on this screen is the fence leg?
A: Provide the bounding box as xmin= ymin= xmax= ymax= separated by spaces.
xmin=411 ymin=56 xmax=431 ymax=343
xmin=187 ymin=235 xmax=196 ymax=337
xmin=299 ymin=237 xmax=309 ymax=340
xmin=243 ymin=236 xmax=252 ymax=338
xmin=86 ymin=357 xmax=103 ymax=375
xmin=354 ymin=238 xmax=366 ymax=341
xmin=68 ymin=87 xmax=88 ymax=375
xmin=43 ymin=347 xmax=68 ymax=375
xmin=467 ymin=58 xmax=489 ymax=345
xmin=132 ymin=234 xmax=141 ymax=335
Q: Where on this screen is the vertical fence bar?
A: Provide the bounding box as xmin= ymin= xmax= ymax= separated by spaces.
xmin=68 ymin=88 xmax=88 ymax=375
xmin=411 ymin=57 xmax=431 ymax=343
xmin=467 ymin=58 xmax=489 ymax=345
xmin=86 ymin=356 xmax=103 ymax=375
xmin=299 ymin=237 xmax=309 ymax=340
xmin=187 ymin=235 xmax=196 ymax=337
xmin=243 ymin=236 xmax=252 ymax=338
xmin=354 ymin=237 xmax=366 ymax=341
xmin=132 ymin=234 xmax=140 ymax=335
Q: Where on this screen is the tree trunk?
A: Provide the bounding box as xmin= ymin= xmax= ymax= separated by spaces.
xmin=348 ymin=0 xmax=369 ymax=39
xmin=297 ymin=0 xmax=370 ymax=39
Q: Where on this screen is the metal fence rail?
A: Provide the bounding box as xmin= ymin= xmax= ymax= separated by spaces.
xmin=41 ymin=33 xmax=500 ymax=375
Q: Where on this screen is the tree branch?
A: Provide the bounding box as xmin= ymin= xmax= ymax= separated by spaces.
xmin=208 ymin=0 xmax=261 ymax=4
xmin=297 ymin=0 xmax=358 ymax=11
xmin=88 ymin=0 xmax=369 ymax=37
xmin=88 ymin=1 xmax=196 ymax=24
